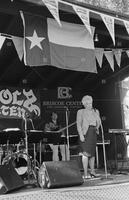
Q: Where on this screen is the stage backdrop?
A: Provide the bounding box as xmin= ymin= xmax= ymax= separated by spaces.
xmin=0 ymin=87 xmax=41 ymax=119
xmin=40 ymin=87 xmax=82 ymax=136
xmin=0 ymin=87 xmax=41 ymax=130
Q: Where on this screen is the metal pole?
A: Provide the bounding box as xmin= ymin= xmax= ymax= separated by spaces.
xmin=24 ymin=118 xmax=28 ymax=155
xmin=100 ymin=121 xmax=108 ymax=179
xmin=65 ymin=108 xmax=70 ymax=160
xmin=24 ymin=116 xmax=31 ymax=183
xmin=39 ymin=141 xmax=42 ymax=165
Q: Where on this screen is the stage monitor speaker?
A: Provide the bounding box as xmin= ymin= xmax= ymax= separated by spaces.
xmin=0 ymin=164 xmax=25 ymax=194
xmin=38 ymin=160 xmax=84 ymax=189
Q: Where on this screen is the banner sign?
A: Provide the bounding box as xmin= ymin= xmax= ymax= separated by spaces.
xmin=0 ymin=88 xmax=41 ymax=118
xmin=42 ymin=87 xmax=82 ymax=110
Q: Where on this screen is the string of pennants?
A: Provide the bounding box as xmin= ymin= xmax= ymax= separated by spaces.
xmin=32 ymin=0 xmax=129 ymax=71
xmin=0 ymin=33 xmax=128 ymax=71
xmin=0 ymin=0 xmax=129 ymax=71
xmin=41 ymin=0 xmax=129 ymax=45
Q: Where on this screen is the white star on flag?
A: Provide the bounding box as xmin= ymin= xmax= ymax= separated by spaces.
xmin=26 ymin=30 xmax=45 ymax=50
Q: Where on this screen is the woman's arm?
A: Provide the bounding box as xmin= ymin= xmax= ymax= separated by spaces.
xmin=44 ymin=123 xmax=51 ymax=131
xmin=95 ymin=109 xmax=102 ymax=134
xmin=76 ymin=110 xmax=85 ymax=141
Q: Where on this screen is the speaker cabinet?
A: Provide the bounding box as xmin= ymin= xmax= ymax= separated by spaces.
xmin=70 ymin=155 xmax=83 ymax=171
xmin=0 ymin=164 xmax=25 ymax=194
xmin=38 ymin=160 xmax=84 ymax=189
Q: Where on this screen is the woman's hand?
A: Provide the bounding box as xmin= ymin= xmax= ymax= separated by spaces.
xmin=80 ymin=135 xmax=85 ymax=142
xmin=96 ymin=128 xmax=99 ymax=135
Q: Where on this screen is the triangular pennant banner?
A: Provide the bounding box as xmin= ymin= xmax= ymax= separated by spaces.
xmin=72 ymin=5 xmax=92 ymax=35
xmin=113 ymin=49 xmax=122 ymax=67
xmin=42 ymin=0 xmax=61 ymax=26
xmin=123 ymin=20 xmax=129 ymax=35
xmin=12 ymin=36 xmax=24 ymax=61
xmin=104 ymin=51 xmax=114 ymax=71
xmin=101 ymin=13 xmax=115 ymax=45
xmin=0 ymin=35 xmax=6 ymax=50
xmin=95 ymin=48 xmax=104 ymax=68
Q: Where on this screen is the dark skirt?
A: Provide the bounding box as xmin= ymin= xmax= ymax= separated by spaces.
xmin=79 ymin=126 xmax=97 ymax=157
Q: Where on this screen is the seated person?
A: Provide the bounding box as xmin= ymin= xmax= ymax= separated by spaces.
xmin=44 ymin=112 xmax=69 ymax=161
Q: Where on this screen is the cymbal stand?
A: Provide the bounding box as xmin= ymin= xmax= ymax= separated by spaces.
xmin=24 ymin=117 xmax=31 ymax=183
xmin=0 ymin=145 xmax=3 ymax=165
xmin=33 ymin=144 xmax=36 ymax=167
xmin=24 ymin=117 xmax=37 ymax=184
xmin=39 ymin=141 xmax=42 ymax=165
xmin=30 ymin=119 xmax=39 ymax=180
xmin=6 ymin=139 xmax=9 ymax=155
xmin=6 ymin=139 xmax=12 ymax=157
xmin=30 ymin=119 xmax=37 ymax=168
xmin=30 ymin=118 xmax=37 ymax=165
xmin=24 ymin=118 xmax=28 ymax=155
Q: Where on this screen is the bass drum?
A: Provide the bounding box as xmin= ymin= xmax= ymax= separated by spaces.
xmin=2 ymin=152 xmax=31 ymax=177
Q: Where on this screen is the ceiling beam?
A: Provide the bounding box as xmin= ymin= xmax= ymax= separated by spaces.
xmin=0 ymin=1 xmax=129 ymax=44
xmin=1 ymin=0 xmax=129 ymax=23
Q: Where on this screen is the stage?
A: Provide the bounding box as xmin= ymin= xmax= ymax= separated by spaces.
xmin=1 ymin=170 xmax=129 ymax=200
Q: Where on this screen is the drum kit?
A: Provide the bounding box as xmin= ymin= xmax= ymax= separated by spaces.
xmin=0 ymin=128 xmax=43 ymax=183
xmin=0 ymin=126 xmax=69 ymax=185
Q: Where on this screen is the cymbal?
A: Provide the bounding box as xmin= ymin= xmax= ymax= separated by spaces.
xmin=45 ymin=130 xmax=60 ymax=133
xmin=3 ymin=128 xmax=21 ymax=132
xmin=28 ymin=130 xmax=43 ymax=133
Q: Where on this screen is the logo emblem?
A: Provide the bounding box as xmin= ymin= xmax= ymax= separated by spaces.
xmin=57 ymin=87 xmax=72 ymax=99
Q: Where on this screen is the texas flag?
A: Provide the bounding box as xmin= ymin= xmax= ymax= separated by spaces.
xmin=21 ymin=12 xmax=96 ymax=73
xmin=48 ymin=18 xmax=96 ymax=72
xmin=20 ymin=12 xmax=51 ymax=66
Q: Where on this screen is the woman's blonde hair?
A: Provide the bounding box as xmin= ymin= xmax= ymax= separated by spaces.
xmin=81 ymin=95 xmax=93 ymax=105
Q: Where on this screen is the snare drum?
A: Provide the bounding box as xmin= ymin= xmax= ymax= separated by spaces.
xmin=2 ymin=152 xmax=31 ymax=176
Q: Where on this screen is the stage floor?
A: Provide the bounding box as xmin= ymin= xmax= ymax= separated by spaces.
xmin=1 ymin=169 xmax=129 ymax=200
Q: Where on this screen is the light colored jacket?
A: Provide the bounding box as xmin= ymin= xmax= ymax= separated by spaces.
xmin=76 ymin=108 xmax=101 ymax=137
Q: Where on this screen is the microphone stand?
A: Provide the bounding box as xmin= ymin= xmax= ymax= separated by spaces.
xmin=65 ymin=107 xmax=70 ymax=161
xmin=100 ymin=121 xmax=108 ymax=179
xmin=100 ymin=121 xmax=112 ymax=180
xmin=30 ymin=119 xmax=35 ymax=130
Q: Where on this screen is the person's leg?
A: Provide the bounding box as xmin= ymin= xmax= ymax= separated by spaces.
xmin=59 ymin=144 xmax=70 ymax=161
xmin=82 ymin=154 xmax=89 ymax=177
xmin=89 ymin=156 xmax=95 ymax=175
xmin=59 ymin=145 xmax=66 ymax=161
xmin=65 ymin=145 xmax=70 ymax=161
xmin=49 ymin=144 xmax=59 ymax=161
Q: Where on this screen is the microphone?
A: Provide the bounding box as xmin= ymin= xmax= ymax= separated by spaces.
xmin=30 ymin=119 xmax=35 ymax=130
xmin=64 ymin=106 xmax=69 ymax=111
